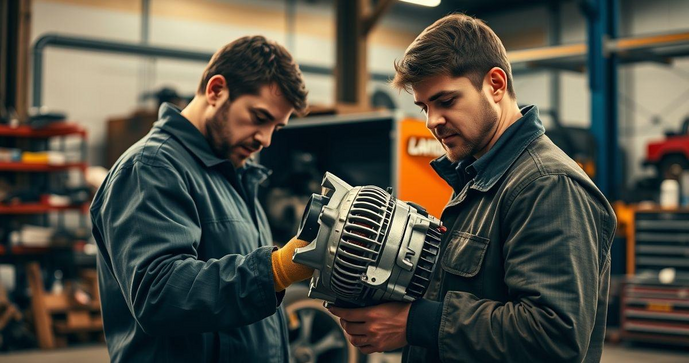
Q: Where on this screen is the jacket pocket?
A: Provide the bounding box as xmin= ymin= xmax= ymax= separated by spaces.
xmin=441 ymin=231 xmax=490 ymax=277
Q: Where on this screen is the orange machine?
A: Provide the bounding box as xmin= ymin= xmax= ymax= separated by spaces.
xmin=397 ymin=117 xmax=452 ymax=217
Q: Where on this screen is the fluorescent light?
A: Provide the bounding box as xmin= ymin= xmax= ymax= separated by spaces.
xmin=400 ymin=0 xmax=441 ymax=7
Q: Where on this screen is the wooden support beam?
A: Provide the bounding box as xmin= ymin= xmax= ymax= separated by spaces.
xmin=335 ymin=0 xmax=369 ymax=108
xmin=335 ymin=0 xmax=398 ymax=109
xmin=362 ymin=0 xmax=397 ymax=37
xmin=0 ymin=0 xmax=7 ymax=108
xmin=16 ymin=0 xmax=31 ymax=121
xmin=1 ymin=0 xmax=31 ymax=122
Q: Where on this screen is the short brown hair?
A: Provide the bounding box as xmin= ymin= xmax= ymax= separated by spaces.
xmin=392 ymin=13 xmax=515 ymax=98
xmin=198 ymin=36 xmax=308 ymax=115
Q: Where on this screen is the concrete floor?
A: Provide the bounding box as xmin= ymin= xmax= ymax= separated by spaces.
xmin=1 ymin=343 xmax=688 ymax=363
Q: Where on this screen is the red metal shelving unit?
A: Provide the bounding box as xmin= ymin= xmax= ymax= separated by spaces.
xmin=0 ymin=162 xmax=88 ymax=172
xmin=0 ymin=123 xmax=86 ymax=138
xmin=0 ymin=245 xmax=52 ymax=256
xmin=0 ymin=122 xmax=89 ymax=254
xmin=0 ymin=203 xmax=89 ymax=214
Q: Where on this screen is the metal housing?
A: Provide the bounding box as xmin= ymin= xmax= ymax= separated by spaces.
xmin=293 ymin=172 xmax=444 ymax=307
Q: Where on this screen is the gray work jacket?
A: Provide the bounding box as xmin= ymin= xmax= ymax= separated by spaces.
xmin=404 ymin=105 xmax=616 ymax=363
xmin=91 ymin=103 xmax=288 ymax=362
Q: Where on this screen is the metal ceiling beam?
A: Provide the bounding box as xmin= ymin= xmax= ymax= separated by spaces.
xmin=611 ymin=31 xmax=689 ymax=53
xmin=509 ymin=43 xmax=587 ymax=64
xmin=507 ymin=30 xmax=689 ymax=74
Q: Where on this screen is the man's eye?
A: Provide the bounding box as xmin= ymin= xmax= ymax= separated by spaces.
xmin=419 ymin=108 xmax=427 ymax=114
xmin=439 ymin=98 xmax=455 ymax=107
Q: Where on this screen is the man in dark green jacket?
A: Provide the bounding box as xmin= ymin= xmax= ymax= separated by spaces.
xmin=91 ymin=36 xmax=313 ymax=362
xmin=329 ymin=14 xmax=616 ymax=362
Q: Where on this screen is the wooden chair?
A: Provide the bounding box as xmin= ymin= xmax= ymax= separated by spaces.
xmin=26 ymin=262 xmax=103 ymax=349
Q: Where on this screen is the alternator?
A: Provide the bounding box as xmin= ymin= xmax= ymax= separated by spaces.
xmin=293 ymin=172 xmax=446 ymax=307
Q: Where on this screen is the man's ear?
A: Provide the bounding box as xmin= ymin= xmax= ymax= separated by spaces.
xmin=485 ymin=67 xmax=508 ymax=103
xmin=205 ymin=75 xmax=229 ymax=107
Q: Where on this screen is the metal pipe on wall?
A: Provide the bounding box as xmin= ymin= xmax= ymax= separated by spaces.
xmin=548 ymin=1 xmax=561 ymax=115
xmin=138 ymin=0 xmax=154 ymax=107
xmin=286 ymin=0 xmax=296 ymax=54
xmin=31 ymin=33 xmax=394 ymax=108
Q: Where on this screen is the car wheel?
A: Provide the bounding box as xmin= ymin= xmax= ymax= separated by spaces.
xmin=659 ymin=155 xmax=689 ymax=180
xmin=284 ymin=285 xmax=361 ymax=363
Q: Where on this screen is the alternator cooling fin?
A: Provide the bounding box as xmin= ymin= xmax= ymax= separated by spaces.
xmin=331 ymin=186 xmax=393 ymax=300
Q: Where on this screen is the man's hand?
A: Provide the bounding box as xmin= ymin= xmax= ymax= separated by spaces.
xmin=328 ymin=302 xmax=411 ymax=355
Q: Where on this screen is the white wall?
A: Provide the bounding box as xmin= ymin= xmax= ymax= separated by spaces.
xmin=32 ymin=1 xmax=142 ymax=166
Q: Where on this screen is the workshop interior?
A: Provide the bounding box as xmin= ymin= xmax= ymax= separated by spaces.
xmin=2 ymin=0 xmax=689 ymax=362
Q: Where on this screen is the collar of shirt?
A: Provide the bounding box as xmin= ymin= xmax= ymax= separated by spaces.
xmin=431 ymin=105 xmax=545 ymax=192
xmin=154 ymin=102 xmax=271 ymax=185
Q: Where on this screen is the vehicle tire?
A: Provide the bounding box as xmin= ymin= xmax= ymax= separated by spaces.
xmin=659 ymin=155 xmax=689 ymax=180
xmin=284 ymin=285 xmax=362 ymax=363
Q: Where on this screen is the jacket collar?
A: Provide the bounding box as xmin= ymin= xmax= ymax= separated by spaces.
xmin=154 ymin=103 xmax=270 ymax=184
xmin=431 ymin=105 xmax=545 ymax=192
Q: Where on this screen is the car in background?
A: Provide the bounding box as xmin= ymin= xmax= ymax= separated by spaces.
xmin=644 ymin=117 xmax=689 ymax=180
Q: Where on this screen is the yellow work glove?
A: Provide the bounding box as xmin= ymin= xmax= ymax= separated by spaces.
xmin=271 ymin=237 xmax=314 ymax=292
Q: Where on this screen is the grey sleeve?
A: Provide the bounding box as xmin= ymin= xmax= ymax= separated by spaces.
xmin=437 ymin=175 xmax=609 ymax=362
xmin=92 ymin=162 xmax=278 ymax=336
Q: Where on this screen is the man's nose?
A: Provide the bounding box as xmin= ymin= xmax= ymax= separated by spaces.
xmin=254 ymin=127 xmax=272 ymax=148
xmin=426 ymin=109 xmax=445 ymax=130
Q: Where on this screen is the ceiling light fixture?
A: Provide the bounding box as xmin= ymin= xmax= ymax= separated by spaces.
xmin=399 ymin=0 xmax=441 ymax=7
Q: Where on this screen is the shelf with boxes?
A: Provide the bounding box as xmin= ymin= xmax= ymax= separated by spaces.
xmin=0 ymin=118 xmax=89 ymax=222
xmin=0 ymin=122 xmax=90 ymax=251
xmin=0 ymin=121 xmax=91 ymax=242
xmin=0 ymin=121 xmax=102 ymax=349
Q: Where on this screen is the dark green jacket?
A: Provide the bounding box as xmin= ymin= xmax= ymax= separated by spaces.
xmin=404 ymin=106 xmax=616 ymax=362
xmin=91 ymin=103 xmax=288 ymax=362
